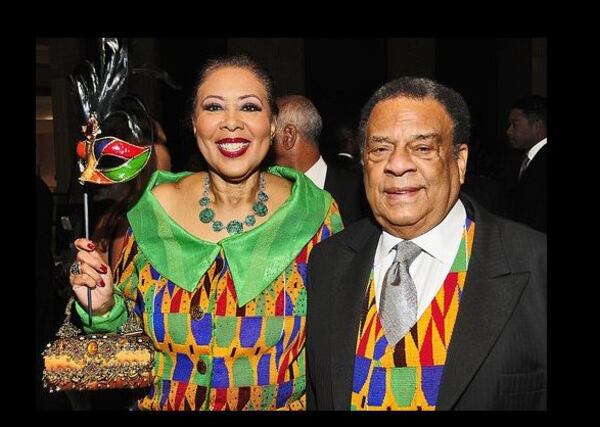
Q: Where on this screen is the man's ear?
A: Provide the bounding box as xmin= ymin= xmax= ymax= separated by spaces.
xmin=282 ymin=124 xmax=298 ymax=151
xmin=456 ymin=143 xmax=468 ymax=185
xmin=270 ymin=117 xmax=277 ymax=141
xmin=533 ymin=119 xmax=546 ymax=137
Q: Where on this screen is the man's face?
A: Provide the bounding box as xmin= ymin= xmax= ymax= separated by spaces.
xmin=363 ymin=96 xmax=468 ymax=239
xmin=507 ymin=108 xmax=537 ymax=150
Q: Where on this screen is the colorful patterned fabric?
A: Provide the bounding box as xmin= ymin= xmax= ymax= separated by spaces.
xmin=75 ymin=168 xmax=343 ymax=410
xmin=350 ymin=218 xmax=475 ymax=411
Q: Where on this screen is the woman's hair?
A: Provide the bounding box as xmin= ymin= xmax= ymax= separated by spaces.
xmin=191 ymin=54 xmax=278 ymax=118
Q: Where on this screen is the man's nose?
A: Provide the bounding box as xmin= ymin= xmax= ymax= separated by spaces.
xmin=384 ymin=145 xmax=417 ymax=176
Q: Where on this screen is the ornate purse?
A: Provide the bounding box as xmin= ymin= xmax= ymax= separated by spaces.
xmin=42 ymin=294 xmax=155 ymax=392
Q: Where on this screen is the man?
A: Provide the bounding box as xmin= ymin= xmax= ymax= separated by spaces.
xmin=306 ymin=77 xmax=546 ymax=410
xmin=505 ymin=95 xmax=547 ymax=233
xmin=273 ymin=95 xmax=368 ymax=225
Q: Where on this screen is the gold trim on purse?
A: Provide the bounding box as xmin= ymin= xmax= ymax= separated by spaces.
xmin=42 ymin=292 xmax=155 ymax=392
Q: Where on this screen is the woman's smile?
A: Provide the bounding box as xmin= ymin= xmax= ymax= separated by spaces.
xmin=215 ymin=137 xmax=251 ymax=158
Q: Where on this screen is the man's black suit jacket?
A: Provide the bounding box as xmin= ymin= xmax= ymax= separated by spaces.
xmin=510 ymin=144 xmax=548 ymax=233
xmin=323 ymin=163 xmax=368 ymax=226
xmin=306 ymin=195 xmax=547 ymax=410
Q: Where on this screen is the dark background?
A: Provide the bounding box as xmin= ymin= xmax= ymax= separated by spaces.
xmin=35 ymin=36 xmax=547 ymax=410
xmin=37 ymin=37 xmax=546 ymax=195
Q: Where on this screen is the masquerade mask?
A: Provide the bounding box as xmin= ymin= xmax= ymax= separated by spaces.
xmin=76 ymin=114 xmax=152 ymax=184
xmin=70 ymin=38 xmax=179 ymax=185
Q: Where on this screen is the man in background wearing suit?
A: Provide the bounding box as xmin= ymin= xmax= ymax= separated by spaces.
xmin=306 ymin=77 xmax=546 ymax=410
xmin=506 ymin=95 xmax=547 ymax=233
xmin=272 ymin=95 xmax=368 ymax=226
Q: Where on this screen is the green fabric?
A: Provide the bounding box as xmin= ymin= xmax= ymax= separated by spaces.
xmin=264 ymin=317 xmax=284 ymax=347
xmin=233 ymin=356 xmax=253 ymax=387
xmin=127 ymin=166 xmax=334 ymax=306
xmin=450 ymin=234 xmax=468 ymax=272
xmin=261 ymin=384 xmax=276 ymax=408
xmin=74 ymin=294 xmax=127 ymax=334
xmin=215 ymin=317 xmax=237 ymax=347
xmin=390 ymin=367 xmax=417 ymax=406
xmin=167 ymin=313 xmax=189 ymax=345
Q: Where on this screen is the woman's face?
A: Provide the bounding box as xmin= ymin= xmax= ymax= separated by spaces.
xmin=193 ymin=66 xmax=275 ymax=182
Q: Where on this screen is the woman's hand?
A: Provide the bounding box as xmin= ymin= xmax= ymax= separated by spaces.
xmin=69 ymin=238 xmax=115 ymax=315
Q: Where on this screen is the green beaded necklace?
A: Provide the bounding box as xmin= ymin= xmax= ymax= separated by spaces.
xmin=199 ymin=172 xmax=269 ymax=235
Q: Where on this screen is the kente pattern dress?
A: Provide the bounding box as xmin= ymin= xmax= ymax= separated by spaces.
xmin=76 ymin=166 xmax=343 ymax=410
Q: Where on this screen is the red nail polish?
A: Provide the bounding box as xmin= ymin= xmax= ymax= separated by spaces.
xmin=100 ymin=265 xmax=108 ymax=274
xmin=88 ymin=243 xmax=96 ymax=250
xmin=99 ymin=279 xmax=105 ymax=287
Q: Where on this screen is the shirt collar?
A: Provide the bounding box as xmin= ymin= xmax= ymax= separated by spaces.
xmin=526 ymin=137 xmax=547 ymax=161
xmin=378 ymin=199 xmax=466 ymax=265
xmin=304 ymin=155 xmax=328 ymax=189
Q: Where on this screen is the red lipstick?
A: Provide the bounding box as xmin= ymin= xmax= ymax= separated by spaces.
xmin=215 ymin=138 xmax=251 ymax=158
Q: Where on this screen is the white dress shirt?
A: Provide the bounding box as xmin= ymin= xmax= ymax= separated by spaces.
xmin=525 ymin=137 xmax=547 ymax=165
xmin=304 ymin=155 xmax=328 ymax=190
xmin=373 ymin=200 xmax=467 ymax=318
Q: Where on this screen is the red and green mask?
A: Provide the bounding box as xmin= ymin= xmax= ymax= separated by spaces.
xmin=76 ymin=115 xmax=152 ymax=184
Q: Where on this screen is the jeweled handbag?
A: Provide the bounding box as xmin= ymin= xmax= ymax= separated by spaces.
xmin=42 ymin=293 xmax=155 ymax=392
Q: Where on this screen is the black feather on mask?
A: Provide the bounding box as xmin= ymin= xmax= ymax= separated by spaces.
xmin=69 ymin=38 xmax=180 ymax=184
xmin=70 ymin=38 xmax=145 ymax=142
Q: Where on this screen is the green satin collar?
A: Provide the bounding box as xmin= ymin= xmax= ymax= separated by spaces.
xmin=127 ymin=166 xmax=335 ymax=306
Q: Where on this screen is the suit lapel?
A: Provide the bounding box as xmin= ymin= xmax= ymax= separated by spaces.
xmin=521 ymin=144 xmax=547 ymax=183
xmin=331 ymin=219 xmax=380 ymax=410
xmin=436 ymin=198 xmax=530 ymax=409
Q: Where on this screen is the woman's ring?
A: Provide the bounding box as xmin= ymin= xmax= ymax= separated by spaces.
xmin=70 ymin=261 xmax=81 ymax=276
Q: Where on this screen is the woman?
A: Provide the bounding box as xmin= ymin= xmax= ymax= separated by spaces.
xmin=69 ymin=54 xmax=343 ymax=410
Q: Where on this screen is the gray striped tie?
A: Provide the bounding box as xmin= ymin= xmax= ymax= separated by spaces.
xmin=379 ymin=240 xmax=422 ymax=346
